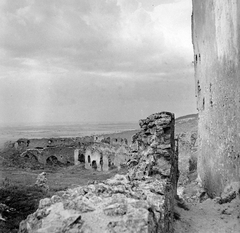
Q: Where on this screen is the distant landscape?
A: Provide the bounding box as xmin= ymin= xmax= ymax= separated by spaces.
xmin=0 ymin=113 xmax=198 ymax=149
xmin=0 ymin=113 xmax=198 ymax=232
xmin=0 ymin=122 xmax=139 ymax=149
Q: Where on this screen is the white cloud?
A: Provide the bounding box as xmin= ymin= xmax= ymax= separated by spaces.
xmin=0 ymin=0 xmax=196 ymax=125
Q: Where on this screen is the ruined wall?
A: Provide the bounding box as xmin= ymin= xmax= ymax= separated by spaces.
xmin=20 ymin=147 xmax=76 ymax=165
xmin=192 ymin=0 xmax=240 ymax=196
xmin=84 ymin=143 xmax=130 ymax=171
xmin=128 ymin=112 xmax=178 ymax=232
xmin=15 ymin=136 xmax=94 ymax=150
xmin=14 ymin=136 xmax=94 ymax=166
xmin=15 ymin=135 xmax=129 ymax=168
xmin=19 ymin=112 xmax=178 ymax=233
xmin=110 ymin=137 xmax=128 ymax=146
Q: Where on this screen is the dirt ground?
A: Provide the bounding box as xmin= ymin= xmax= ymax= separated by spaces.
xmin=174 ymin=182 xmax=240 ymax=233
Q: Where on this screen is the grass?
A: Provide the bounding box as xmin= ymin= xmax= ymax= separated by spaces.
xmin=0 ymin=165 xmax=127 ymax=232
xmin=0 ymin=180 xmax=50 ymax=233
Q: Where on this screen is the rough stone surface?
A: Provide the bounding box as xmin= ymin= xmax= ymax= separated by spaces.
xmin=5 ymin=136 xmax=130 ymax=168
xmin=18 ymin=112 xmax=178 ymax=233
xmin=19 ymin=175 xmax=165 ymax=233
xmin=34 ymin=172 xmax=49 ymax=193
xmin=192 ymin=0 xmax=240 ymax=197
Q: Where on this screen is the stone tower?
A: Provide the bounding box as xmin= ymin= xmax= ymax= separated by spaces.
xmin=192 ymin=0 xmax=240 ymax=196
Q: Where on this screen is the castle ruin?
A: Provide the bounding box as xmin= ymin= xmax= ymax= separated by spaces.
xmin=192 ymin=0 xmax=240 ymax=197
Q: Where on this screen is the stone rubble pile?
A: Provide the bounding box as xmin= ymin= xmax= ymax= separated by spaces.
xmin=34 ymin=172 xmax=49 ymax=193
xmin=18 ymin=112 xmax=178 ymax=233
xmin=19 ymin=175 xmax=168 ymax=233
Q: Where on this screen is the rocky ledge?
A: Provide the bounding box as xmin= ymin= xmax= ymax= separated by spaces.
xmin=18 ymin=112 xmax=178 ymax=233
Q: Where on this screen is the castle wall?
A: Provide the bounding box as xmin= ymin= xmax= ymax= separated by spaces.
xmin=74 ymin=149 xmax=80 ymax=165
xmin=84 ymin=148 xmax=92 ymax=170
xmin=15 ymin=136 xmax=129 ymax=169
xmin=42 ymin=147 xmax=75 ymax=164
xmin=102 ymin=154 xmax=109 ymax=171
xmin=16 ymin=136 xmax=94 ymax=150
xmin=128 ymin=112 xmax=177 ymax=232
xmin=192 ymin=0 xmax=240 ymax=196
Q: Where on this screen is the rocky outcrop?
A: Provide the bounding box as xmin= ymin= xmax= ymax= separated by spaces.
xmin=18 ymin=175 xmax=167 ymax=233
xmin=192 ymin=0 xmax=240 ymax=196
xmin=18 ymin=112 xmax=178 ymax=233
xmin=34 ymin=172 xmax=49 ymax=193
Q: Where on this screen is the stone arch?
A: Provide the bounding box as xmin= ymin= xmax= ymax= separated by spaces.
xmin=23 ymin=152 xmax=38 ymax=163
xmin=46 ymin=155 xmax=59 ymax=165
xmin=92 ymin=160 xmax=97 ymax=170
xmin=78 ymin=153 xmax=85 ymax=163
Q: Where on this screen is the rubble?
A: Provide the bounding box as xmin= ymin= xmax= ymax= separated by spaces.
xmin=18 ymin=112 xmax=178 ymax=233
xmin=34 ymin=172 xmax=49 ymax=193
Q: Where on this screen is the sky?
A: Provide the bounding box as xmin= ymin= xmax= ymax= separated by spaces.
xmin=0 ymin=0 xmax=196 ymax=126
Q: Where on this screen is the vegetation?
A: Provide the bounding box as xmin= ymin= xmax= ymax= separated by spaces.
xmin=0 ymin=179 xmax=50 ymax=232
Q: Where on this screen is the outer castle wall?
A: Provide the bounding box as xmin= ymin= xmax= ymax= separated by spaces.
xmin=192 ymin=0 xmax=240 ymax=196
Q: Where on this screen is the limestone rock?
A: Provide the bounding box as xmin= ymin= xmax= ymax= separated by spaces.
xmin=18 ymin=112 xmax=178 ymax=233
xmin=34 ymin=172 xmax=49 ymax=192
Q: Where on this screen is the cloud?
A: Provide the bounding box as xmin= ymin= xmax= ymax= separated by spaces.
xmin=0 ymin=0 xmax=196 ymax=125
xmin=1 ymin=0 xmax=192 ymax=75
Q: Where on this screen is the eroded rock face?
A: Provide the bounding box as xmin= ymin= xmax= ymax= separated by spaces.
xmin=130 ymin=112 xmax=176 ymax=181
xmin=18 ymin=112 xmax=178 ymax=233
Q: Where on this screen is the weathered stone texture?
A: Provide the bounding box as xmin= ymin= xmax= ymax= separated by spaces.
xmin=192 ymin=0 xmax=240 ymax=196
xmin=129 ymin=112 xmax=177 ymax=232
xmin=18 ymin=112 xmax=178 ymax=233
xmin=19 ymin=175 xmax=166 ymax=233
xmin=34 ymin=172 xmax=49 ymax=193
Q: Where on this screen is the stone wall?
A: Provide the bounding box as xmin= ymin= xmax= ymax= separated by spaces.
xmin=16 ymin=136 xmax=94 ymax=166
xmin=84 ymin=143 xmax=130 ymax=171
xmin=20 ymin=147 xmax=76 ymax=165
xmin=18 ymin=111 xmax=178 ymax=233
xmin=128 ymin=112 xmax=178 ymax=232
xmin=13 ymin=136 xmax=129 ymax=168
xmin=192 ymin=0 xmax=240 ymax=196
xmin=15 ymin=136 xmax=94 ymax=151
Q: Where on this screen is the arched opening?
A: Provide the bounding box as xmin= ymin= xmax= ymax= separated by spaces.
xmin=88 ymin=155 xmax=91 ymax=163
xmin=23 ymin=153 xmax=38 ymax=161
xmin=78 ymin=153 xmax=85 ymax=163
xmin=92 ymin=160 xmax=97 ymax=170
xmin=46 ymin=156 xmax=59 ymax=165
xmin=23 ymin=153 xmax=39 ymax=166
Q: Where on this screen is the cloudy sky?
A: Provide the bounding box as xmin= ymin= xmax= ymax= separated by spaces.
xmin=0 ymin=0 xmax=196 ymax=126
